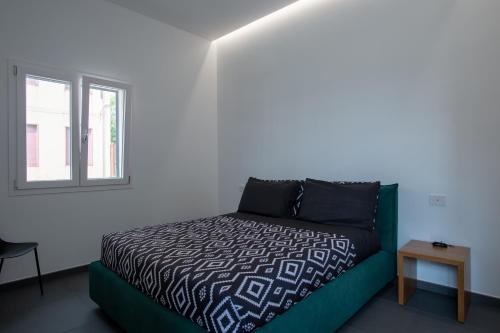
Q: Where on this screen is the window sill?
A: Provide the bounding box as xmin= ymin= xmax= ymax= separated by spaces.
xmin=8 ymin=183 xmax=133 ymax=197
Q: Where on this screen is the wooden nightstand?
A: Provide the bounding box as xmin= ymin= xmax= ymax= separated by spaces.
xmin=397 ymin=240 xmax=471 ymax=323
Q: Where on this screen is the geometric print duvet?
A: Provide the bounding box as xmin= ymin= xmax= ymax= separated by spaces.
xmin=101 ymin=215 xmax=357 ymax=332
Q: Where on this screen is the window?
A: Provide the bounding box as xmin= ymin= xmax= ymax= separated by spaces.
xmin=10 ymin=61 xmax=131 ymax=193
xmin=87 ymin=128 xmax=94 ymax=167
xmin=26 ymin=124 xmax=39 ymax=167
xmin=65 ymin=126 xmax=70 ymax=166
xmin=81 ymin=76 xmax=130 ymax=186
xmin=13 ymin=65 xmax=78 ymax=189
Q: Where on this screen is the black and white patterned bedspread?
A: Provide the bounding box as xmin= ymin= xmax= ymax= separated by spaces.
xmin=101 ymin=215 xmax=357 ymax=332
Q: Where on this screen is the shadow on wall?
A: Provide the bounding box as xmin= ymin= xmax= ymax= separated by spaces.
xmin=162 ymin=42 xmax=219 ymax=221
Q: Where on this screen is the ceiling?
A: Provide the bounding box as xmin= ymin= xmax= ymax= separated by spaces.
xmin=107 ymin=0 xmax=299 ymax=40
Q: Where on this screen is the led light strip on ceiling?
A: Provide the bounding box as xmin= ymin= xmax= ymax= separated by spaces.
xmin=215 ymin=0 xmax=333 ymax=42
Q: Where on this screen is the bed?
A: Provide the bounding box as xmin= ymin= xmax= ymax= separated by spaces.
xmin=89 ymin=184 xmax=398 ymax=332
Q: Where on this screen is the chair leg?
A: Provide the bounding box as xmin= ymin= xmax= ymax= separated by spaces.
xmin=0 ymin=259 xmax=3 ymax=275
xmin=34 ymin=248 xmax=43 ymax=296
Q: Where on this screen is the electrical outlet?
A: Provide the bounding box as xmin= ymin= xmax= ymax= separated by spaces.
xmin=429 ymin=194 xmax=447 ymax=207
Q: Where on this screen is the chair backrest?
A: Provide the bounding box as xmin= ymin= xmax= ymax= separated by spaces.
xmin=375 ymin=184 xmax=399 ymax=254
xmin=0 ymin=238 xmax=6 ymax=254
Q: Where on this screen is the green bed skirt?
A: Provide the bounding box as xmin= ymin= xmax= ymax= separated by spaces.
xmin=89 ymin=250 xmax=395 ymax=333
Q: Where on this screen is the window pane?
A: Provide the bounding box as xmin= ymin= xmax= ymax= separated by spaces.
xmin=88 ymin=128 xmax=94 ymax=166
xmin=87 ymin=85 xmax=124 ymax=179
xmin=65 ymin=127 xmax=70 ymax=166
xmin=26 ymin=124 xmax=39 ymax=167
xmin=26 ymin=75 xmax=71 ymax=181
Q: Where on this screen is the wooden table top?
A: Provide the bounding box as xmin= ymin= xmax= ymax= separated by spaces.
xmin=399 ymin=240 xmax=470 ymax=266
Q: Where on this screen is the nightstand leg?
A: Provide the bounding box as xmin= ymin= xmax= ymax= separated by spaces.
xmin=457 ymin=262 xmax=470 ymax=323
xmin=398 ymin=254 xmax=417 ymax=305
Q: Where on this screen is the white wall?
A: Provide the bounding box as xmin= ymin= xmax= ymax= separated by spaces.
xmin=217 ymin=0 xmax=500 ymax=298
xmin=0 ymin=0 xmax=218 ymax=283
xmin=2 ymin=0 xmax=500 ymax=300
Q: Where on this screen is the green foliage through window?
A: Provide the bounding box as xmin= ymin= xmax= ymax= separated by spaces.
xmin=110 ymin=95 xmax=117 ymax=144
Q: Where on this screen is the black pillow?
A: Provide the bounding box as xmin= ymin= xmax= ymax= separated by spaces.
xmin=238 ymin=178 xmax=301 ymax=218
xmin=245 ymin=178 xmax=304 ymax=216
xmin=297 ymin=178 xmax=380 ymax=230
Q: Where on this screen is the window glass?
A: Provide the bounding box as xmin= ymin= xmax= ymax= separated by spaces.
xmin=65 ymin=126 xmax=70 ymax=166
xmin=26 ymin=124 xmax=39 ymax=167
xmin=88 ymin=128 xmax=94 ymax=166
xmin=26 ymin=75 xmax=71 ymax=181
xmin=87 ymin=86 xmax=124 ymax=179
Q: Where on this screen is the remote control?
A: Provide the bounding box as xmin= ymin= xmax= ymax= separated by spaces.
xmin=432 ymin=241 xmax=448 ymax=248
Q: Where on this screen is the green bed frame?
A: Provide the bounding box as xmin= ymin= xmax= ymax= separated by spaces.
xmin=89 ymin=184 xmax=398 ymax=333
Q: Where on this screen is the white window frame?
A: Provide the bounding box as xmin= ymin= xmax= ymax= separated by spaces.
xmin=8 ymin=60 xmax=132 ymax=195
xmin=80 ymin=76 xmax=131 ymax=187
xmin=13 ymin=63 xmax=80 ymax=190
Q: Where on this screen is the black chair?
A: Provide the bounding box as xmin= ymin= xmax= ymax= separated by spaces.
xmin=0 ymin=238 xmax=43 ymax=295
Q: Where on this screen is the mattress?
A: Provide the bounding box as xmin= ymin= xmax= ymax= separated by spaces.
xmin=101 ymin=213 xmax=380 ymax=333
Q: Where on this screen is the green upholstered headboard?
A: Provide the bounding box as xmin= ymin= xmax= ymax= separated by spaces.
xmin=375 ymin=184 xmax=399 ymax=254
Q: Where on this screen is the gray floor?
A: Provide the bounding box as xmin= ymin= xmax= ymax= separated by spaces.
xmin=0 ymin=270 xmax=498 ymax=332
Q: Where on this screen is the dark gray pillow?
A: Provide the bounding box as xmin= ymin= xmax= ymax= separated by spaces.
xmin=297 ymin=178 xmax=380 ymax=230
xmin=238 ymin=178 xmax=302 ymax=218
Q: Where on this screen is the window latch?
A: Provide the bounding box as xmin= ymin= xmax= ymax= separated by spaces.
xmin=81 ymin=129 xmax=88 ymax=144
